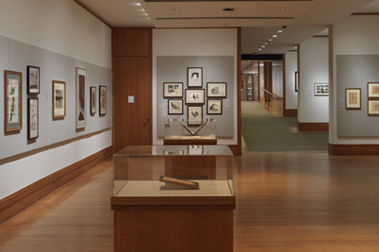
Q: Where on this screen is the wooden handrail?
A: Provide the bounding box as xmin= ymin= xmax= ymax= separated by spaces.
xmin=262 ymin=88 xmax=281 ymax=100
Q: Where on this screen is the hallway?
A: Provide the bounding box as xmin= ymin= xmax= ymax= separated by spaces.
xmin=242 ymin=101 xmax=328 ymax=152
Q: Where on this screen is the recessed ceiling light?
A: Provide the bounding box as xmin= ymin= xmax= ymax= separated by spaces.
xmin=264 ymin=42 xmax=269 ymax=45
xmin=261 ymin=45 xmax=266 ymax=48
xmin=268 ymin=38 xmax=273 ymax=42
xmin=258 ymin=48 xmax=262 ymax=51
xmin=278 ymin=30 xmax=283 ymax=33
xmin=279 ymin=8 xmax=286 ymax=12
xmin=135 ymin=2 xmax=142 ymax=7
xmin=273 ymin=34 xmax=278 ymax=38
xmin=222 ymin=8 xmax=235 ymax=12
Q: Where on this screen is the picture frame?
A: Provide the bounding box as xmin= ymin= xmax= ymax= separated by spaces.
xmin=207 ymin=99 xmax=223 ymax=115
xmin=90 ymin=86 xmax=96 ymax=116
xmin=187 ymin=67 xmax=203 ymax=88
xmin=345 ymin=88 xmax=361 ymax=110
xmin=163 ymin=150 xmax=185 ymax=156
xmin=163 ymin=82 xmax=183 ymax=98
xmin=368 ymin=100 xmax=379 ymax=116
xmin=52 ymin=80 xmax=66 ymax=120
xmin=168 ymin=99 xmax=183 ymax=115
xmin=76 ymin=67 xmax=87 ymax=130
xmin=99 ymin=85 xmax=107 ymax=116
xmin=27 ymin=66 xmax=40 ymax=94
xmin=187 ymin=106 xmax=203 ymax=126
xmin=188 ymin=145 xmax=203 ymax=155
xmin=314 ymin=83 xmax=329 ymax=96
xmin=28 ymin=98 xmax=39 ymax=140
xmin=207 ymin=82 xmax=227 ymax=98
xmin=185 ymin=89 xmax=205 ymax=104
xmin=4 ymin=70 xmax=23 ymax=134
xmin=367 ymin=82 xmax=379 ymax=99
xmin=295 ymin=71 xmax=298 ymax=92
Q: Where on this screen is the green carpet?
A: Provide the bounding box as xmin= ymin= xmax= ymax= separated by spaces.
xmin=242 ymin=102 xmax=328 ymax=152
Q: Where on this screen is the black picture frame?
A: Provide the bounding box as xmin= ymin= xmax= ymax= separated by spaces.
xmin=314 ymin=83 xmax=329 ymax=96
xmin=163 ymin=82 xmax=183 ymax=98
xmin=187 ymin=106 xmax=203 ymax=126
xmin=27 ymin=65 xmax=40 ymax=94
xmin=27 ymin=97 xmax=39 ymax=140
xmin=207 ymin=99 xmax=223 ymax=115
xmin=185 ymin=89 xmax=205 ymax=105
xmin=295 ymin=71 xmax=298 ymax=92
xmin=207 ymin=82 xmax=227 ymax=98
xmin=168 ymin=99 xmax=183 ymax=115
xmin=99 ymin=85 xmax=107 ymax=116
xmin=90 ymin=86 xmax=96 ymax=116
xmin=187 ymin=67 xmax=203 ymax=88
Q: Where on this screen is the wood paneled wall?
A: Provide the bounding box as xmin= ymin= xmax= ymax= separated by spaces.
xmin=112 ymin=28 xmax=153 ymax=152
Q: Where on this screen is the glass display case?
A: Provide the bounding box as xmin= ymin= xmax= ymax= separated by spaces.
xmin=112 ymin=145 xmax=235 ymax=252
xmin=163 ymin=118 xmax=217 ymax=145
xmin=113 ymin=145 xmax=234 ymax=201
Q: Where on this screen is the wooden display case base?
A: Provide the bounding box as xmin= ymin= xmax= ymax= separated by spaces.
xmin=113 ymin=206 xmax=234 ymax=252
xmin=163 ymin=135 xmax=217 ymax=145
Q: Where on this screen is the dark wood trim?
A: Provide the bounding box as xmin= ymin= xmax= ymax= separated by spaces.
xmin=329 ymin=144 xmax=379 ymax=155
xmin=164 ymin=139 xmax=217 ymax=145
xmin=229 ymin=145 xmax=241 ymax=156
xmin=282 ymin=53 xmax=286 ymax=115
xmin=73 ymin=0 xmax=112 ymax=28
xmin=351 ymin=12 xmax=379 ymax=16
xmin=0 ymin=128 xmax=111 ymax=165
xmin=298 ymin=122 xmax=329 ymax=132
xmin=236 ymin=27 xmax=242 ymax=156
xmin=0 ymin=146 xmax=113 ymax=224
xmin=284 ymin=109 xmax=298 ymax=117
xmin=149 ymin=28 xmax=153 ymax=145
xmin=313 ymin=35 xmax=329 ymax=38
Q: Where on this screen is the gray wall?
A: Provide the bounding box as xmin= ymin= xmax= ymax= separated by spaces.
xmin=0 ymin=35 xmax=112 ymax=159
xmin=157 ymin=56 xmax=234 ymax=138
xmin=337 ymin=55 xmax=379 ymax=137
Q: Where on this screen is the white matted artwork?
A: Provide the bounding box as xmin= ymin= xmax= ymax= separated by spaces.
xmin=185 ymin=89 xmax=205 ymax=104
xmin=187 ymin=67 xmax=203 ymax=88
xmin=187 ymin=106 xmax=203 ymax=126
xmin=207 ymin=99 xmax=222 ymax=115
xmin=188 ymin=145 xmax=203 ymax=155
xmin=368 ymin=100 xmax=379 ymax=116
xmin=314 ymin=83 xmax=329 ymax=96
xmin=345 ymin=88 xmax=361 ymax=110
xmin=52 ymin=80 xmax=66 ymax=120
xmin=76 ymin=67 xmax=87 ymax=130
xmin=368 ymin=82 xmax=379 ymax=98
xmin=164 ymin=82 xmax=183 ymax=98
xmin=168 ymin=99 xmax=183 ymax=115
xmin=28 ymin=98 xmax=38 ymax=140
xmin=207 ymin=82 xmax=227 ymax=98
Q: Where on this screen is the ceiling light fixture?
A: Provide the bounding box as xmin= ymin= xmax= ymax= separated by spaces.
xmin=278 ymin=30 xmax=283 ymax=33
xmin=273 ymin=34 xmax=278 ymax=38
xmin=258 ymin=48 xmax=262 ymax=51
xmin=261 ymin=45 xmax=266 ymax=48
xmin=135 ymin=2 xmax=142 ymax=7
xmin=264 ymin=42 xmax=269 ymax=45
xmin=268 ymin=38 xmax=273 ymax=42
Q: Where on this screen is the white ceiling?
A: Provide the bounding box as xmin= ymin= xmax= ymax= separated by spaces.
xmin=76 ymin=0 xmax=376 ymax=54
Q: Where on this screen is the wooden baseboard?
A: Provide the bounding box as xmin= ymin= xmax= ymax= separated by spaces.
xmin=229 ymin=145 xmax=241 ymax=156
xmin=298 ymin=122 xmax=329 ymax=132
xmin=329 ymin=144 xmax=379 ymax=155
xmin=0 ymin=146 xmax=113 ymax=224
xmin=284 ymin=109 xmax=298 ymax=117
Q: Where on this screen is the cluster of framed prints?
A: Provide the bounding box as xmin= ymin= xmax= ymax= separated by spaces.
xmin=3 ymin=66 xmax=107 ymax=141
xmin=347 ymin=82 xmax=379 ymax=116
xmin=314 ymin=83 xmax=329 ymax=96
xmin=163 ymin=67 xmax=227 ymax=126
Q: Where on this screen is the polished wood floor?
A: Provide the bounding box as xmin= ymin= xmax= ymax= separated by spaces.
xmin=1 ymin=152 xmax=379 ymax=251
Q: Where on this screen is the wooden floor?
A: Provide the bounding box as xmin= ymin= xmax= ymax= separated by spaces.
xmin=1 ymin=152 xmax=379 ymax=251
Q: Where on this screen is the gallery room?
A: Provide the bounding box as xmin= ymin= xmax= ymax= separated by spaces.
xmin=1 ymin=0 xmax=379 ymax=251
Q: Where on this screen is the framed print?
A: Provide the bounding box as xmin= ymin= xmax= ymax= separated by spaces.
xmin=314 ymin=83 xmax=329 ymax=96
xmin=28 ymin=98 xmax=38 ymax=140
xmin=207 ymin=82 xmax=227 ymax=98
xmin=90 ymin=86 xmax=96 ymax=116
xmin=163 ymin=82 xmax=183 ymax=98
xmin=345 ymin=88 xmax=361 ymax=110
xmin=207 ymin=99 xmax=223 ymax=115
xmin=99 ymin=85 xmax=107 ymax=116
xmin=187 ymin=106 xmax=203 ymax=126
xmin=27 ymin=65 xmax=40 ymax=94
xmin=187 ymin=67 xmax=203 ymax=88
xmin=185 ymin=89 xmax=205 ymax=104
xmin=295 ymin=71 xmax=298 ymax=92
xmin=76 ymin=67 xmax=87 ymax=130
xmin=246 ymin=75 xmax=254 ymax=101
xmin=168 ymin=99 xmax=183 ymax=115
xmin=52 ymin=80 xmax=66 ymax=120
xmin=368 ymin=82 xmax=379 ymax=98
xmin=188 ymin=145 xmax=203 ymax=155
xmin=164 ymin=150 xmax=185 ymax=156
xmin=368 ymin=100 xmax=379 ymax=116
xmin=4 ymin=70 xmax=22 ymax=134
